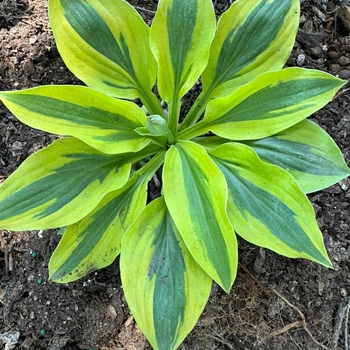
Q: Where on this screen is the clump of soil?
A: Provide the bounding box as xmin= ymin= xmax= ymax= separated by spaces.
xmin=0 ymin=0 xmax=30 ymax=29
xmin=1 ymin=1 xmax=350 ymax=349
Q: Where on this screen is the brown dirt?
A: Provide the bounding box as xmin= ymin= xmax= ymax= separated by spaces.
xmin=1 ymin=0 xmax=350 ymax=349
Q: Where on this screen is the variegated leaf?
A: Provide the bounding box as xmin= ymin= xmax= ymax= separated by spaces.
xmin=210 ymin=142 xmax=332 ymax=267
xmin=182 ymin=68 xmax=345 ymax=141
xmin=49 ymin=0 xmax=158 ymax=105
xmin=150 ymin=0 xmax=216 ymax=101
xmin=0 ymin=86 xmax=151 ymax=154
xmin=49 ymin=152 xmax=165 ymax=283
xmin=0 ymin=137 xmax=131 ymax=230
xmin=245 ymin=119 xmax=350 ymax=193
xmin=163 ymin=140 xmax=237 ymax=292
xmin=121 ymin=197 xmax=212 ymax=350
xmin=202 ymin=0 xmax=300 ymax=98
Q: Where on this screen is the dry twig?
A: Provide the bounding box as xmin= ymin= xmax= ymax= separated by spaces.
xmin=134 ymin=6 xmax=156 ymax=15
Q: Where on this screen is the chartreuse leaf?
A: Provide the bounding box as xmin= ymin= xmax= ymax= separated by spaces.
xmin=150 ymin=0 xmax=216 ymax=101
xmin=121 ymin=197 xmax=212 ymax=350
xmin=201 ymin=0 xmax=300 ymax=98
xmin=195 ymin=120 xmax=350 ymax=194
xmin=0 ymin=137 xmax=131 ymax=230
xmin=49 ymin=0 xmax=157 ymax=102
xmin=49 ymin=152 xmax=165 ymax=283
xmin=163 ymin=141 xmax=237 ymax=292
xmin=245 ymin=120 xmax=350 ymax=193
xmin=0 ymin=86 xmax=151 ymax=154
xmin=210 ymin=143 xmax=332 ymax=267
xmin=181 ymin=68 xmax=345 ymax=141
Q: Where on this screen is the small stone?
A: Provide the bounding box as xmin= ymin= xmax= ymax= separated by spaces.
xmin=338 ymin=178 xmax=350 ymax=191
xmin=27 ymin=275 xmax=35 ymax=282
xmin=30 ymin=311 xmax=35 ymax=319
xmin=11 ymin=141 xmax=25 ymax=151
xmin=340 ymin=288 xmax=348 ymax=297
xmin=329 ymin=63 xmax=341 ymax=73
xmin=328 ymin=51 xmax=341 ymax=59
xmin=107 ymin=305 xmax=117 ymax=319
xmin=338 ymin=69 xmax=350 ymax=79
xmin=29 ymin=35 xmax=37 ymax=44
xmin=37 ymin=279 xmax=42 ymax=285
xmin=337 ymin=56 xmax=350 ymax=66
xmin=31 ymin=252 xmax=37 ymax=258
xmin=21 ymin=338 xmax=34 ymax=349
xmin=310 ymin=46 xmax=323 ymax=57
xmin=40 ymin=329 xmax=47 ymax=336
xmin=297 ymin=54 xmax=306 ymax=66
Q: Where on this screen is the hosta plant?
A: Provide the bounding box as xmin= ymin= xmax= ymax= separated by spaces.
xmin=0 ymin=0 xmax=349 ymax=348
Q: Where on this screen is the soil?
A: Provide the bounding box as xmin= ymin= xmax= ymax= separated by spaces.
xmin=0 ymin=0 xmax=350 ymax=349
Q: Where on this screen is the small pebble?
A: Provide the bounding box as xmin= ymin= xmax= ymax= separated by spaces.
xmin=340 ymin=288 xmax=348 ymax=297
xmin=31 ymin=252 xmax=37 ymax=258
xmin=21 ymin=338 xmax=34 ymax=349
xmin=29 ymin=35 xmax=38 ymax=44
xmin=329 ymin=63 xmax=341 ymax=73
xmin=37 ymin=279 xmax=42 ymax=285
xmin=310 ymin=46 xmax=322 ymax=57
xmin=337 ymin=56 xmax=350 ymax=66
xmin=107 ymin=305 xmax=117 ymax=320
xmin=40 ymin=329 xmax=47 ymax=336
xmin=338 ymin=69 xmax=350 ymax=79
xmin=27 ymin=275 xmax=35 ymax=282
xmin=297 ymin=53 xmax=306 ymax=66
xmin=11 ymin=141 xmax=25 ymax=151
xmin=338 ymin=178 xmax=350 ymax=191
xmin=328 ymin=51 xmax=341 ymax=60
